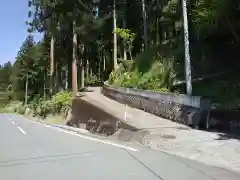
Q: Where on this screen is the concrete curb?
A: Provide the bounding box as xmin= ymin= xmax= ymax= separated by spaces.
xmin=50 ymin=124 xmax=90 ymax=134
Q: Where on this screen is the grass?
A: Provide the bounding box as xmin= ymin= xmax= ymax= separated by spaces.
xmin=25 ymin=114 xmax=66 ymax=126
xmin=44 ymin=115 xmax=66 ymax=125
xmin=0 ymin=100 xmax=67 ymax=126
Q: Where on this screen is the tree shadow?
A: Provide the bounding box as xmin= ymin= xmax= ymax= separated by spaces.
xmin=204 ymin=128 xmax=240 ymax=141
xmin=215 ymin=133 xmax=240 ymax=141
xmin=78 ymin=87 xmax=94 ymax=92
xmin=135 ymin=49 xmax=155 ymax=74
xmin=207 ymin=110 xmax=240 ymax=141
xmin=67 ymin=98 xmax=123 ymax=136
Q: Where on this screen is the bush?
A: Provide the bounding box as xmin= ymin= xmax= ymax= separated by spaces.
xmin=16 ymin=106 xmax=27 ymax=115
xmin=51 ymin=91 xmax=72 ymax=113
xmin=119 ymin=59 xmax=135 ymax=72
xmin=85 ymin=74 xmax=101 ymax=86
xmin=0 ymin=92 xmax=73 ymax=118
xmin=111 ymin=71 xmax=139 ymax=88
xmin=108 ymin=50 xmax=176 ymax=93
xmin=29 ymin=91 xmax=72 ymax=118
xmin=0 ymin=101 xmax=24 ymax=114
xmin=109 ymin=59 xmax=135 ymax=85
xmin=108 ymin=69 xmax=122 ymax=85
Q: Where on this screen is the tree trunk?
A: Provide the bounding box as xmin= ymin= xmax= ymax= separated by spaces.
xmin=80 ymin=58 xmax=85 ymax=89
xmin=156 ymin=18 xmax=160 ymax=45
xmin=72 ymin=20 xmax=78 ymax=96
xmin=156 ymin=0 xmax=161 ymax=45
xmin=67 ymin=60 xmax=72 ymax=90
xmin=182 ymin=0 xmax=192 ymax=95
xmin=50 ymin=36 xmax=54 ymax=95
xmin=55 ymin=59 xmax=59 ymax=93
xmin=98 ymin=59 xmax=101 ymax=80
xmin=123 ymin=22 xmax=127 ymax=60
xmin=79 ymin=42 xmax=85 ymax=89
xmin=65 ymin=69 xmax=68 ymax=90
xmin=24 ymin=76 xmax=28 ymax=106
xmin=141 ymin=0 xmax=148 ymax=50
xmin=43 ymin=72 xmax=46 ymax=101
xmin=86 ymin=59 xmax=89 ymax=80
xmin=90 ymin=68 xmax=93 ymax=77
xmin=103 ymin=51 xmax=106 ymax=72
xmin=123 ymin=0 xmax=127 ymax=60
xmin=113 ymin=0 xmax=118 ymax=70
xmin=129 ymin=47 xmax=133 ymax=60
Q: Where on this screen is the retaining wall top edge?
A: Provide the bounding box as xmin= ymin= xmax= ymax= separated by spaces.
xmin=103 ymin=82 xmax=211 ymax=109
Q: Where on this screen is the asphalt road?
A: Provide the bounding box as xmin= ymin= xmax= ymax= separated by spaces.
xmin=0 ymin=114 xmax=239 ymax=180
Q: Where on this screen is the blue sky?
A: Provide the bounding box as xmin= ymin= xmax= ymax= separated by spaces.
xmin=0 ymin=0 xmax=42 ymax=65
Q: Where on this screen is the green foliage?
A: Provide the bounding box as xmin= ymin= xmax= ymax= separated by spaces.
xmin=108 ymin=59 xmax=135 ymax=85
xmin=0 ymin=0 xmax=238 ymax=113
xmin=0 ymin=101 xmax=24 ymax=114
xmin=117 ymin=71 xmax=140 ymax=88
xmin=192 ymin=75 xmax=240 ymax=109
xmin=16 ymin=106 xmax=27 ymax=115
xmin=137 ymin=61 xmax=175 ymax=91
xmin=108 ymin=71 xmax=120 ymax=85
xmin=135 ymin=49 xmax=156 ymax=73
xmin=51 ymin=91 xmax=72 ymax=112
xmin=114 ymin=28 xmax=136 ymax=44
xmin=10 ymin=35 xmax=45 ymax=101
xmin=119 ymin=59 xmax=135 ymax=72
xmin=0 ymin=62 xmax=13 ymax=106
xmin=114 ymin=28 xmax=136 ymax=59
xmin=192 ymin=0 xmax=229 ymax=34
xmin=29 ymin=91 xmax=72 ymax=118
xmin=108 ymin=50 xmax=176 ymax=93
xmin=85 ymin=74 xmax=101 ymax=86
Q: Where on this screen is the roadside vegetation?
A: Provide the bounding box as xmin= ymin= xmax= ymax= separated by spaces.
xmin=108 ymin=50 xmax=175 ymax=93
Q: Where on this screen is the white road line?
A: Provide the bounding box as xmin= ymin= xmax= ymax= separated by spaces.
xmin=71 ymin=132 xmax=138 ymax=152
xmin=17 ymin=127 xmax=26 ymax=135
xmin=46 ymin=125 xmax=138 ymax=152
xmin=44 ymin=124 xmax=51 ymax=128
xmin=12 ymin=121 xmax=16 ymax=125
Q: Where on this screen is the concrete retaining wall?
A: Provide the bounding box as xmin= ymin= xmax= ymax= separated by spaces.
xmin=102 ymin=83 xmax=211 ymax=129
xmin=68 ymin=85 xmax=240 ymax=134
xmin=68 ymin=97 xmax=121 ymax=135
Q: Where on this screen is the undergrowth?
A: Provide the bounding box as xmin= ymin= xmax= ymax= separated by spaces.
xmin=28 ymin=91 xmax=72 ymax=118
xmin=108 ymin=49 xmax=176 ymax=92
xmin=0 ymin=91 xmax=72 ymax=124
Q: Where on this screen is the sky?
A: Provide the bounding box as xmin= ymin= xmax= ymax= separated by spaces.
xmin=0 ymin=0 xmax=42 ymax=65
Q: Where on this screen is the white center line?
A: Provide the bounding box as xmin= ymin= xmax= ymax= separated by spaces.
xmin=12 ymin=121 xmax=16 ymax=125
xmin=17 ymin=127 xmax=26 ymax=135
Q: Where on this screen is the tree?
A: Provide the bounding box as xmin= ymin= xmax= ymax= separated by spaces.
xmin=11 ymin=35 xmax=43 ymax=103
xmin=114 ymin=28 xmax=136 ymax=60
xmin=0 ymin=62 xmax=13 ymax=105
xmin=6 ymin=0 xmax=236 ymax=109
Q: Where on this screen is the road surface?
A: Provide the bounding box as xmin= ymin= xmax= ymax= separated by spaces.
xmin=0 ymin=114 xmax=239 ymax=180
